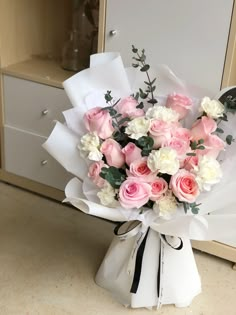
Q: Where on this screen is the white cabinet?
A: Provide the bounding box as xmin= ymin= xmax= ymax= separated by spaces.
xmin=104 ymin=0 xmax=234 ymax=95
xmin=2 ymin=75 xmax=72 ymax=191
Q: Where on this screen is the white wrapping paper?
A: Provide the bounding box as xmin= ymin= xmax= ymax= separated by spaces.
xmin=42 ymin=52 xmax=236 ymax=308
xmin=95 ymin=222 xmax=201 ymax=308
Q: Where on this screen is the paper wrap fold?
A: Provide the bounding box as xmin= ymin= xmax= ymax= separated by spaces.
xmin=43 ymin=52 xmax=236 ymax=243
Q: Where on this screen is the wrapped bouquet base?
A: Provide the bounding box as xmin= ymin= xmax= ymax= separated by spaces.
xmin=95 ymin=221 xmax=201 ymax=309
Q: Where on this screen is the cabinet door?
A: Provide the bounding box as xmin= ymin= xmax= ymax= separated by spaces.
xmin=105 ymin=0 xmax=234 ymax=95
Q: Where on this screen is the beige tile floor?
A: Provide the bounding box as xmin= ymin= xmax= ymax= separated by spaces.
xmin=0 ymin=181 xmax=236 ymax=315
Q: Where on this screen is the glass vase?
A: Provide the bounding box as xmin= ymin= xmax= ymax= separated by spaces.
xmin=62 ymin=0 xmax=99 ymax=72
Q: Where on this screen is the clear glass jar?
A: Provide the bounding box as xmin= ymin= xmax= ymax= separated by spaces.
xmin=62 ymin=0 xmax=99 ymax=72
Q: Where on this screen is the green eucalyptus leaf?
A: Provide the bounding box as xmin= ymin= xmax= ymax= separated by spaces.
xmin=141 ymin=149 xmax=151 ymax=157
xmin=190 ymin=140 xmax=197 ymax=150
xmin=191 ymin=207 xmax=199 ymax=214
xmin=99 ymin=167 xmax=109 ymax=180
xmin=104 ymin=90 xmax=113 ymax=103
xmin=226 ymin=134 xmax=234 ymax=145
xmin=221 ymin=113 xmax=228 ymax=121
xmin=101 ymin=166 xmax=126 ymax=189
xmin=186 ymin=152 xmax=196 ymax=156
xmin=197 ymin=145 xmax=205 ymax=150
xmin=147 ymin=98 xmax=158 ymax=105
xmin=216 ymin=127 xmax=224 ymax=133
xmin=140 ymin=54 xmax=146 ymax=62
xmin=136 ymin=102 xmax=144 ymax=109
xmin=134 ymin=92 xmax=140 ymax=100
xmin=132 ymin=45 xmax=138 ymax=53
xmin=150 ymin=78 xmax=157 ymax=85
xmin=109 ymin=108 xmax=117 ymax=116
xmin=137 ymin=136 xmax=154 ymax=150
xmin=140 ymin=64 xmax=150 ymax=72
xmin=139 ymin=88 xmax=148 ymax=99
xmin=183 ymin=202 xmax=189 ymax=213
xmin=113 ymin=131 xmax=126 ymax=143
xmin=102 ymin=106 xmax=112 ymax=111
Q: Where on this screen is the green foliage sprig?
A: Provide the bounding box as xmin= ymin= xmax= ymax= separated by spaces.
xmin=186 ymin=139 xmax=205 ymax=156
xmin=136 ymin=136 xmax=154 ymax=156
xmin=103 ymin=90 xmax=130 ymax=131
xmin=100 ymin=166 xmax=126 ymax=189
xmin=183 ymin=202 xmax=201 ymax=214
xmin=132 ymin=45 xmax=158 ymax=106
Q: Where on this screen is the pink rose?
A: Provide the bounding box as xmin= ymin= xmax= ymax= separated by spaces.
xmin=172 ymin=127 xmax=191 ymax=143
xmin=170 ymin=169 xmax=200 ymax=203
xmin=183 ymin=155 xmax=199 ymax=171
xmin=100 ymin=139 xmax=125 ymax=168
xmin=150 ymin=177 xmax=168 ymax=201
xmin=122 ymin=142 xmax=142 ymax=166
xmin=166 ymin=93 xmax=193 ymax=120
xmin=165 ymin=137 xmax=190 ymax=159
xmin=84 ymin=107 xmax=114 ymax=139
xmin=119 ymin=177 xmax=152 ymax=209
xmin=149 ymin=119 xmax=173 ymax=148
xmin=197 ymin=134 xmax=225 ymax=159
xmin=88 ymin=161 xmax=107 ymax=187
xmin=191 ymin=116 xmax=217 ymax=141
xmin=116 ymin=96 xmax=144 ymax=118
xmin=127 ymin=157 xmax=157 ymax=181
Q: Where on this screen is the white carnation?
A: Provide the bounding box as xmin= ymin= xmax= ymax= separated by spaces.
xmin=125 ymin=117 xmax=150 ymax=139
xmin=97 ymin=183 xmax=117 ymax=207
xmin=79 ymin=132 xmax=103 ymax=161
xmin=87 ymin=149 xmax=103 ymax=161
xmin=147 ymin=147 xmax=180 ymax=175
xmin=193 ymin=155 xmax=223 ymax=191
xmin=146 ymin=105 xmax=179 ymax=122
xmin=153 ymin=191 xmax=177 ymax=218
xmin=200 ymin=97 xmax=224 ymax=119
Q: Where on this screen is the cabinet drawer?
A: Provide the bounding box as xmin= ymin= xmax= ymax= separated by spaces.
xmin=4 ymin=126 xmax=72 ymax=190
xmin=3 ymin=75 xmax=71 ymax=137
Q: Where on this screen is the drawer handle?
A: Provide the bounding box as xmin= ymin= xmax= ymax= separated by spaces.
xmin=109 ymin=30 xmax=117 ymax=36
xmin=41 ymin=160 xmax=48 ymax=166
xmin=42 ymin=109 xmax=49 ymax=115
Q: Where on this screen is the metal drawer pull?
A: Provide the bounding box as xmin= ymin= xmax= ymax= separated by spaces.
xmin=41 ymin=160 xmax=48 ymax=166
xmin=42 ymin=109 xmax=49 ymax=115
xmin=109 ymin=30 xmax=117 ymax=36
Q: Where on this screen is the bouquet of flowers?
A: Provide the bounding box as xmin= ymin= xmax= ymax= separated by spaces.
xmin=43 ymin=47 xmax=236 ymax=309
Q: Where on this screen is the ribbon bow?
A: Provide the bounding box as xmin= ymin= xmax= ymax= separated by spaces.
xmin=114 ymin=221 xmax=183 ymax=304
